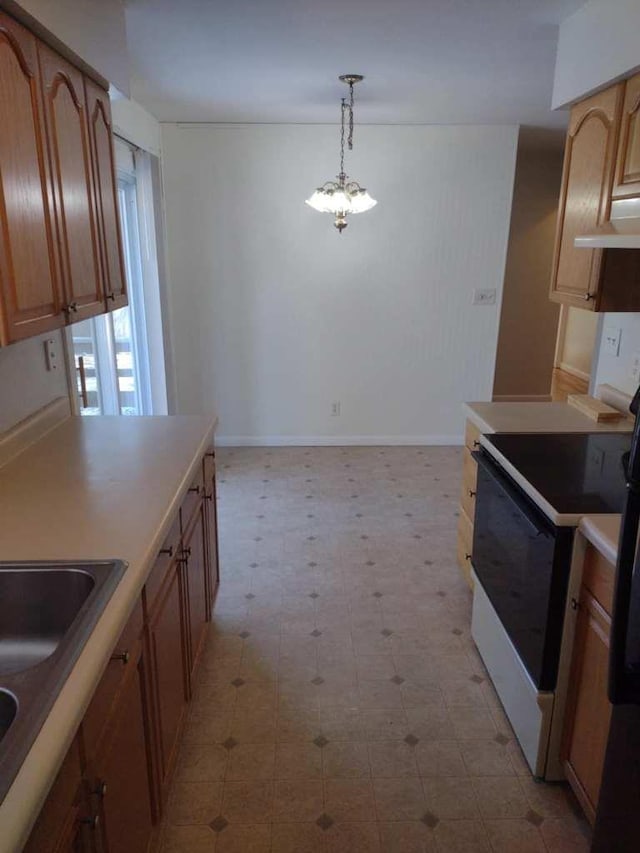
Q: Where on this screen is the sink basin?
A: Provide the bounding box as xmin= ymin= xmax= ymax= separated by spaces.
xmin=0 ymin=560 xmax=126 ymax=806
xmin=0 ymin=569 xmax=95 ymax=676
xmin=0 ymin=690 xmax=17 ymax=744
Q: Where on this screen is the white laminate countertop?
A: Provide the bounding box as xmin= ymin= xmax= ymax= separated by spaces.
xmin=464 ymin=401 xmax=633 ymax=435
xmin=579 ymin=515 xmax=621 ymax=566
xmin=0 ymin=414 xmax=217 ymax=853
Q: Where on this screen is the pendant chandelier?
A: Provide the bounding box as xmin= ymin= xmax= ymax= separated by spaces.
xmin=305 ymin=74 xmax=377 ymax=233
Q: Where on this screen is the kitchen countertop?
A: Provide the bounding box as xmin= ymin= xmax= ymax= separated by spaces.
xmin=580 ymin=515 xmax=621 ymax=566
xmin=0 ymin=413 xmax=217 ymax=853
xmin=464 ymin=401 xmax=633 ymax=435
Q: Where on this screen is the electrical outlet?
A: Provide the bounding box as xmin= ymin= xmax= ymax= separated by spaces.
xmin=631 ymin=351 xmax=640 ymax=384
xmin=472 ymin=289 xmax=496 ymax=306
xmin=603 ymin=326 xmax=622 ymax=357
xmin=331 ymin=401 xmax=341 ymax=417
xmin=43 ymin=338 xmax=58 ymax=371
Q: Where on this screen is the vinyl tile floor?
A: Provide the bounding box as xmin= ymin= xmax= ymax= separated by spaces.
xmin=160 ymin=446 xmax=591 ymax=853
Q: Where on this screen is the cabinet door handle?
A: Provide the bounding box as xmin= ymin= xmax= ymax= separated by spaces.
xmin=188 ymin=485 xmax=201 ymax=494
xmin=183 ymin=546 xmax=192 ymax=558
xmin=64 ymin=301 xmax=79 ymax=315
xmin=107 ymin=292 xmax=116 ymax=302
xmin=205 ymin=451 xmax=215 ymax=458
xmin=473 ymin=440 xmax=480 ymax=449
xmin=465 ymin=553 xmax=472 ymax=561
xmin=93 ymin=780 xmax=107 ymax=798
xmin=111 ymin=650 xmax=130 ymax=665
xmin=570 ymin=597 xmax=580 ymax=611
xmin=81 ymin=814 xmax=100 ymax=829
xmin=583 ymin=292 xmax=594 ymax=301
xmin=160 ymin=545 xmax=174 ymax=557
xmin=468 ymin=489 xmax=476 ymax=498
xmin=77 ymin=356 xmax=88 ymax=408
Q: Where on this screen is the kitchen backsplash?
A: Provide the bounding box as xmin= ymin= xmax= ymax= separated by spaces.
xmin=593 ymin=312 xmax=640 ymax=397
xmin=0 ymin=332 xmax=69 ymax=434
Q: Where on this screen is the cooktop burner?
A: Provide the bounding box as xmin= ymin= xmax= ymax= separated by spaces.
xmin=484 ymin=432 xmax=632 ymax=515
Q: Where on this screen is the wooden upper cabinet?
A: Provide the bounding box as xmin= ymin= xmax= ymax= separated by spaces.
xmin=38 ymin=44 xmax=104 ymax=322
xmin=613 ymin=72 xmax=640 ymax=199
xmin=85 ymin=78 xmax=127 ymax=309
xmin=550 ymin=83 xmax=624 ymax=310
xmin=0 ymin=11 xmax=62 ymax=345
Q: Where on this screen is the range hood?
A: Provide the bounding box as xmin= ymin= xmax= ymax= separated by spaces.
xmin=575 ymin=198 xmax=640 ymax=249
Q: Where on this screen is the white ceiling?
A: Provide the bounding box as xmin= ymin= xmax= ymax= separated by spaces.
xmin=124 ymin=0 xmax=587 ymax=136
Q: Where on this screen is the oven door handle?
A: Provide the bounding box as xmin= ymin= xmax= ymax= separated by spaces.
xmin=472 ymin=450 xmax=554 ymax=539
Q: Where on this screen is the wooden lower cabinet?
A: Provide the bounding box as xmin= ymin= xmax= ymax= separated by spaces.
xmin=25 ymin=452 xmax=219 ymax=851
xmin=561 ymin=546 xmax=614 ymax=824
xmin=456 ymin=420 xmax=480 ymax=589
xmin=90 ymin=650 xmax=155 ymax=853
xmin=148 ymin=559 xmax=189 ymax=802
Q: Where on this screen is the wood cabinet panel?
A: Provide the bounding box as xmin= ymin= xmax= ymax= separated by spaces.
xmin=183 ymin=501 xmax=209 ymax=682
xmin=0 ymin=10 xmax=62 ymax=344
xmin=464 ymin=420 xmax=481 ymax=453
xmin=613 ymin=72 xmax=640 ymax=199
xmin=90 ymin=651 xmax=155 ymax=853
xmin=456 ymin=508 xmax=474 ymax=589
xmin=460 ymin=448 xmax=477 ymax=521
xmin=38 ymin=44 xmax=103 ymax=322
xmin=148 ymin=561 xmax=188 ymax=800
xmin=84 ymin=78 xmax=127 ymax=309
xmin=204 ymin=450 xmax=220 ymax=593
xmin=582 ymin=544 xmax=615 ymax=615
xmin=550 ymin=84 xmax=624 ymax=309
xmin=562 ymin=587 xmax=612 ymax=823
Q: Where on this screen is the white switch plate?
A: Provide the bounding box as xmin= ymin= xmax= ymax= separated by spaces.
xmin=43 ymin=338 xmax=58 ymax=371
xmin=631 ymin=351 xmax=640 ymax=384
xmin=603 ymin=326 xmax=622 ymax=356
xmin=331 ymin=401 xmax=341 ymax=417
xmin=472 ymin=289 xmax=496 ymax=305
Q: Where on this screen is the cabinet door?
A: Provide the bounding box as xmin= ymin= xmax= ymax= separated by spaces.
xmin=550 ymin=83 xmax=624 ymax=310
xmin=561 ymin=587 xmax=613 ymax=823
xmin=38 ymin=44 xmax=104 ymax=321
xmin=0 ymin=11 xmax=62 ymax=345
xmin=84 ymin=78 xmax=127 ymax=309
xmin=91 ymin=649 xmax=155 ymax=853
xmin=148 ymin=561 xmax=189 ymax=802
xmin=613 ymin=72 xmax=640 ymax=199
xmin=203 ymin=450 xmax=220 ymax=595
xmin=183 ymin=501 xmax=209 ymax=681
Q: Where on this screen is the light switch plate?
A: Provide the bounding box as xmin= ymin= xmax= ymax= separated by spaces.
xmin=472 ymin=289 xmax=496 ymax=305
xmin=43 ymin=338 xmax=58 ymax=371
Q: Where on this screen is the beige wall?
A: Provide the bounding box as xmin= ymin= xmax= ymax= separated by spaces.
xmin=493 ymin=145 xmax=563 ymax=399
xmin=557 ymin=306 xmax=599 ymax=380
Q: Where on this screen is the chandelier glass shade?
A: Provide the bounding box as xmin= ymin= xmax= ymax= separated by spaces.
xmin=305 ymin=75 xmax=377 ymax=233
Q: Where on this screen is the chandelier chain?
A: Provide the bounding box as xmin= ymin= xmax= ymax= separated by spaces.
xmin=340 ymin=98 xmax=346 ymax=176
xmin=348 ymin=80 xmax=354 ymax=151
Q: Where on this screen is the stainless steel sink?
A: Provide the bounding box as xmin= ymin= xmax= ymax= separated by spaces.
xmin=0 ymin=560 xmax=126 ymax=805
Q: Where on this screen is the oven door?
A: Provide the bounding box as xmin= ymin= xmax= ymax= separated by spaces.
xmin=472 ymin=450 xmax=573 ymax=691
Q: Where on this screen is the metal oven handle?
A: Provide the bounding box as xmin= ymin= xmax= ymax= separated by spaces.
xmin=472 ymin=450 xmax=554 ymax=540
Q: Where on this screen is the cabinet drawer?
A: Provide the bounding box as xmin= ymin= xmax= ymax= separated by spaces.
xmin=460 ymin=448 xmax=477 ymax=519
xmin=457 ymin=509 xmax=474 ymax=589
xmin=180 ymin=466 xmax=205 ymax=533
xmin=82 ymin=599 xmax=144 ymax=762
xmin=582 ymin=544 xmax=615 ymax=616
xmin=144 ymin=515 xmax=181 ymax=618
xmin=464 ymin=420 xmax=482 ymax=452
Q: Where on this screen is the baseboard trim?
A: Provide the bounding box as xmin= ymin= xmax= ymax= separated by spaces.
xmin=216 ymin=434 xmax=464 ymax=447
xmin=492 ymin=394 xmax=552 ymax=402
xmin=557 ymin=362 xmax=590 ymax=382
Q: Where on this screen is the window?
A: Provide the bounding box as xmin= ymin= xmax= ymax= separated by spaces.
xmin=69 ymin=139 xmax=166 ymax=416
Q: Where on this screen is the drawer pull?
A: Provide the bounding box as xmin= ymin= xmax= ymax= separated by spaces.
xmin=468 ymin=489 xmax=476 ymax=498
xmin=205 ymin=493 xmax=213 ymax=502
xmin=81 ymin=814 xmax=100 ymax=829
xmin=465 ymin=553 xmax=472 ymax=562
xmin=160 ymin=545 xmax=174 ymax=557
xmin=183 ymin=546 xmax=192 ymax=558
xmin=93 ymin=780 xmax=107 ymax=798
xmin=205 ymin=451 xmax=215 ymax=458
xmin=473 ymin=440 xmax=480 ymax=448
xmin=583 ymin=292 xmax=594 ymax=301
xmin=188 ymin=485 xmax=201 ymax=494
xmin=111 ymin=650 xmax=130 ymax=665
xmin=107 ymin=292 xmax=116 ymax=302
xmin=570 ymin=597 xmax=580 ymax=611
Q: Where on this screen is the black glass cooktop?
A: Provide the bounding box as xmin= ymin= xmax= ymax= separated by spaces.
xmin=484 ymin=432 xmax=632 ymax=515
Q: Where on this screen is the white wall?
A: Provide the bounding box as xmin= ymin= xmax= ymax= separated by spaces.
xmin=4 ymin=0 xmax=129 ymax=93
xmin=0 ymin=331 xmax=69 ymax=433
xmin=493 ymin=145 xmax=562 ymax=400
xmin=558 ymin=306 xmax=599 ymax=380
xmin=161 ymin=123 xmax=518 ymax=444
xmin=593 ymin=313 xmax=640 ymax=396
xmin=553 ymin=0 xmax=640 ymax=108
